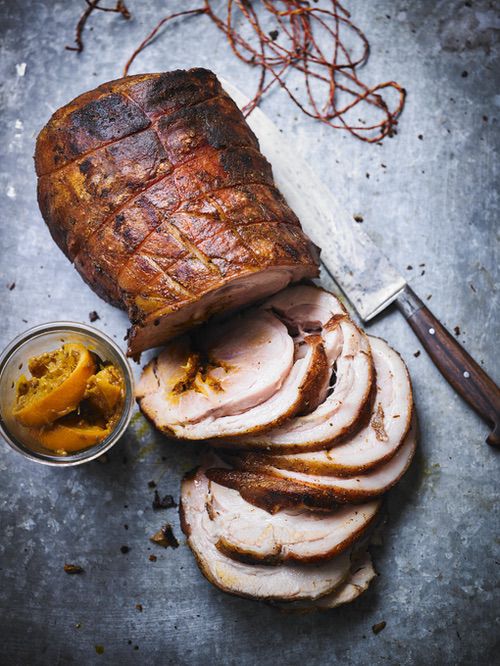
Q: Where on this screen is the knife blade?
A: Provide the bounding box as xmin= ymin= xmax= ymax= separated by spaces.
xmin=222 ymin=78 xmax=500 ymax=446
xmin=222 ymin=79 xmax=406 ymax=322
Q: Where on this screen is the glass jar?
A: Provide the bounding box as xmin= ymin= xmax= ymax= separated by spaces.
xmin=0 ymin=322 xmax=134 ymax=466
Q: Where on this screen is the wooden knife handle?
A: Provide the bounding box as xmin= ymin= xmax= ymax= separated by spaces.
xmin=396 ymin=285 xmax=500 ymax=447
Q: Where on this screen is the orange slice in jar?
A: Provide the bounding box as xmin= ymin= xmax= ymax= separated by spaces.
xmin=33 ymin=416 xmax=110 ymax=453
xmin=84 ymin=365 xmax=124 ymax=419
xmin=13 ymin=343 xmax=96 ymax=427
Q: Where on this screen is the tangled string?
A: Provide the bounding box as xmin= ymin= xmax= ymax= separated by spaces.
xmin=69 ymin=1 xmax=406 ymax=143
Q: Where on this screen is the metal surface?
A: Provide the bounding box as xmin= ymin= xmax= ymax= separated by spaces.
xmin=0 ymin=1 xmax=499 ymax=665
xmin=223 ymin=79 xmax=407 ymax=322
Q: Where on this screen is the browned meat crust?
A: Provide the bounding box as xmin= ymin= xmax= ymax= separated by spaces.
xmin=206 ymin=468 xmax=343 ymax=511
xmin=35 ymin=69 xmax=319 ymax=353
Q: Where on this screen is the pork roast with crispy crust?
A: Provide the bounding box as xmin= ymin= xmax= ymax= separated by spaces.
xmin=35 ymin=68 xmax=319 ymax=355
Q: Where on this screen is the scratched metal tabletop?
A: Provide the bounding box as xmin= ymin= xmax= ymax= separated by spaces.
xmin=0 ymin=1 xmax=498 ymax=664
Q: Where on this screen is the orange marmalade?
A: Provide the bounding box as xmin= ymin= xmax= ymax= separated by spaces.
xmin=13 ymin=343 xmax=125 ymax=454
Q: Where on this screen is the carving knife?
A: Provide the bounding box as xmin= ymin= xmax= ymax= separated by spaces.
xmin=222 ymin=79 xmax=500 ymax=446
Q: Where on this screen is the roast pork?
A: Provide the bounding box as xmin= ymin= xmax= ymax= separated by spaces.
xmin=180 ymin=467 xmax=352 ymax=601
xmin=233 ymin=336 xmax=413 ymax=475
xmin=35 ymin=68 xmax=417 ymax=611
xmin=208 ymin=419 xmax=417 ymax=509
xmin=206 ymin=474 xmax=381 ymax=564
xmin=35 ymin=69 xmax=319 ymax=355
xmin=136 ymin=305 xmax=328 ymax=438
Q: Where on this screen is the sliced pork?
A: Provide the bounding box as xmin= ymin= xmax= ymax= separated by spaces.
xmin=276 ymin=551 xmax=377 ymax=611
xmin=220 ymin=285 xmax=374 ymax=452
xmin=180 ymin=468 xmax=352 ymax=601
xmin=136 ymin=309 xmax=294 ymax=427
xmin=137 ymin=298 xmax=329 ymax=439
xmin=208 ymin=418 xmax=417 ymax=509
xmin=207 ymin=476 xmax=381 ymax=564
xmin=236 ymin=336 xmax=413 ymax=476
xmin=172 ymin=287 xmax=416 ymax=605
xmin=174 ymin=330 xmax=325 ymax=439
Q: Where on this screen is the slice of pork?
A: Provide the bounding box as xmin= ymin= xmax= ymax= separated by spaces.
xmin=261 ymin=284 xmax=348 ymax=335
xmin=238 ymin=336 xmax=413 ymax=476
xmin=208 ymin=418 xmax=417 ymax=509
xmin=180 ymin=467 xmax=352 ymax=601
xmin=176 ymin=332 xmax=327 ymax=439
xmin=137 ymin=304 xmax=330 ymax=438
xmin=207 ymin=477 xmax=381 ymax=564
xmin=136 ymin=309 xmax=294 ymax=427
xmin=216 ymin=285 xmax=374 ymax=452
xmin=276 ymin=551 xmax=376 ymax=611
xmin=314 ymin=550 xmax=376 ymax=609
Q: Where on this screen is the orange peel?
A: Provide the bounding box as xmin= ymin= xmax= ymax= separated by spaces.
xmin=84 ymin=365 xmax=123 ymax=419
xmin=13 ymin=343 xmax=96 ymax=427
xmin=33 ymin=417 xmax=110 ymax=453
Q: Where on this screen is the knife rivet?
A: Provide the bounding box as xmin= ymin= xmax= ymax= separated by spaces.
xmin=463 ymin=371 xmax=470 ymax=378
xmin=429 ymin=328 xmax=435 ymax=335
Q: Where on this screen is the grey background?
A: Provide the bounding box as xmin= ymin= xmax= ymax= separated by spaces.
xmin=0 ymin=1 xmax=498 ymax=664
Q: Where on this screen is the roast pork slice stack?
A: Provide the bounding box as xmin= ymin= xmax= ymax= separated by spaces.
xmin=205 ymin=477 xmax=381 ymax=564
xmin=154 ymin=284 xmax=419 ymax=608
xmin=180 ymin=465 xmax=382 ymax=606
xmin=136 ymin=301 xmax=330 ymax=439
xmin=35 ymin=69 xmax=319 ymax=355
xmin=136 ymin=285 xmax=373 ymax=441
xmin=180 ymin=467 xmax=353 ymax=602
